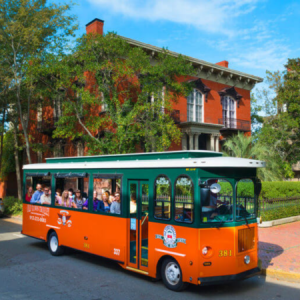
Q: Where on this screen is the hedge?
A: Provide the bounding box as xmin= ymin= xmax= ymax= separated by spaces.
xmin=260 ymin=203 xmax=300 ymax=221
xmin=219 ymin=181 xmax=300 ymax=199
xmin=260 ymin=182 xmax=300 ymax=199
xmin=3 ymin=197 xmax=23 ymax=216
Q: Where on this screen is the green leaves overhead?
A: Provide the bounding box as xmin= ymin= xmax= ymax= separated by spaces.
xmin=39 ymin=32 xmax=194 ymax=154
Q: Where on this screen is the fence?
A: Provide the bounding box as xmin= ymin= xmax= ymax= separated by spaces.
xmin=259 ymin=196 xmax=300 ymax=212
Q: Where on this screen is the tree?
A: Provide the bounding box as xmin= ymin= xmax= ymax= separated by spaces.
xmin=34 ymin=32 xmax=193 ymax=154
xmin=253 ymin=61 xmax=300 ymax=178
xmin=0 ymin=0 xmax=77 ymax=164
xmin=223 ymin=132 xmax=285 ymax=181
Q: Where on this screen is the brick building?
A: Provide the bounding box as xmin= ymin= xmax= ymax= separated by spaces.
xmin=0 ymin=18 xmax=263 ymax=198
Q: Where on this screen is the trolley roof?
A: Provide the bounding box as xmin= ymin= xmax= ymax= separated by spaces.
xmin=45 ymin=150 xmax=222 ymax=164
xmin=23 ymin=156 xmax=266 ymax=170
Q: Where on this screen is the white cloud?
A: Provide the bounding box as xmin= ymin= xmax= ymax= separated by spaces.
xmin=230 ymin=40 xmax=290 ymax=71
xmin=88 ymin=0 xmax=260 ymax=36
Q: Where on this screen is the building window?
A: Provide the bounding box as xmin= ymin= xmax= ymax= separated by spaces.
xmin=77 ymin=142 xmax=84 ymax=156
xmin=53 ymin=96 xmax=62 ymax=122
xmin=222 ymin=96 xmax=236 ymax=128
xmin=187 ymin=89 xmax=203 ymax=122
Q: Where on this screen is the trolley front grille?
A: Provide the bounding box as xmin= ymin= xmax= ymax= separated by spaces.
xmin=238 ymin=227 xmax=255 ymax=252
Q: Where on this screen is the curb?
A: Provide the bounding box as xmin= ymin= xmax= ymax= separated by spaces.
xmin=259 ymin=215 xmax=300 ymax=228
xmin=261 ymin=268 xmax=300 ymax=283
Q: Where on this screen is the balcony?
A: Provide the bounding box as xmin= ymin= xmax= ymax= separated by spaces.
xmin=218 ymin=118 xmax=251 ymax=132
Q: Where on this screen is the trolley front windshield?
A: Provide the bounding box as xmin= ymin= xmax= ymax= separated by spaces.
xmin=201 ymin=178 xmax=256 ymax=223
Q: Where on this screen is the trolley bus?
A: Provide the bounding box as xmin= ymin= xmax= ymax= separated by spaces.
xmin=22 ymin=150 xmax=264 ymax=291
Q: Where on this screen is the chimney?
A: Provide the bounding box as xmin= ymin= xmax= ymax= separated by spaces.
xmin=216 ymin=60 xmax=229 ymax=68
xmin=86 ymin=18 xmax=104 ymax=35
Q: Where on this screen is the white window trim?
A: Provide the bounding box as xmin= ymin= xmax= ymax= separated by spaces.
xmin=187 ymin=89 xmax=204 ymax=123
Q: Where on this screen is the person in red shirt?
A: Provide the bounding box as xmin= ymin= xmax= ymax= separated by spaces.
xmin=25 ymin=186 xmax=33 ymax=202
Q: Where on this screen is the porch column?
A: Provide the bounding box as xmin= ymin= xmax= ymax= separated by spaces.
xmin=182 ymin=133 xmax=187 ymax=150
xmin=189 ymin=133 xmax=194 ymax=150
xmin=194 ymin=134 xmax=199 ymax=150
xmin=215 ymin=135 xmax=220 ymax=152
xmin=210 ymin=134 xmax=215 ymax=151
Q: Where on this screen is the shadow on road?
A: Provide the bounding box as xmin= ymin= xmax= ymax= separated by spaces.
xmin=259 ymin=241 xmax=284 ymax=269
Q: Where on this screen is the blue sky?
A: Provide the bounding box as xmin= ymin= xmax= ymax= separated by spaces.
xmin=54 ymin=0 xmax=300 ymax=85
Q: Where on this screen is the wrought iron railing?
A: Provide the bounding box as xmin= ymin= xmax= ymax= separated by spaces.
xmin=218 ymin=118 xmax=251 ymax=131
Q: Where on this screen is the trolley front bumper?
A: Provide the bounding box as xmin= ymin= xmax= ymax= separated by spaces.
xmin=198 ymin=267 xmax=261 ymax=286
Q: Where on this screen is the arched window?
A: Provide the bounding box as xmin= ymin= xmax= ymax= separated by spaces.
xmin=187 ymin=89 xmax=203 ymax=122
xmin=175 ymin=176 xmax=194 ymax=223
xmin=222 ymin=96 xmax=236 ymax=128
xmin=154 ymin=175 xmax=171 ymax=220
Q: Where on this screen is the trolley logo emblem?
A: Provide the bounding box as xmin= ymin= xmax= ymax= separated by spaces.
xmin=57 ymin=210 xmax=72 ymax=227
xmin=155 ymin=225 xmax=186 ymax=248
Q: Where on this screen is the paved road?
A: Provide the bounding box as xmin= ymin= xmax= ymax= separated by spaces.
xmin=1 ymin=218 xmax=300 ymax=300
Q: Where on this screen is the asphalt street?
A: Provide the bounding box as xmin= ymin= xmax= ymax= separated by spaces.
xmin=0 ymin=217 xmax=300 ymax=300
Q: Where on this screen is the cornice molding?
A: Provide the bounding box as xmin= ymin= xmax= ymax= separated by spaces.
xmin=119 ymin=35 xmax=263 ymax=91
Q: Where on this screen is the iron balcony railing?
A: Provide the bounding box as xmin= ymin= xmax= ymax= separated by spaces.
xmin=218 ymin=118 xmax=251 ymax=131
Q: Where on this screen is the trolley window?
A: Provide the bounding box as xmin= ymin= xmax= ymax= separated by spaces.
xmin=154 ymin=175 xmax=171 ymax=220
xmin=236 ymin=179 xmax=255 ymax=220
xmin=25 ymin=173 xmax=51 ymax=205
xmin=174 ymin=176 xmax=194 ymax=223
xmin=93 ymin=175 xmax=121 ymax=214
xmin=201 ymin=179 xmax=233 ymax=223
xmin=54 ymin=173 xmax=89 ymax=210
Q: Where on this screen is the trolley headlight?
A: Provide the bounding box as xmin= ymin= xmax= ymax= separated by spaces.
xmin=244 ymin=255 xmax=250 ymax=265
xmin=202 ymin=247 xmax=208 ymax=255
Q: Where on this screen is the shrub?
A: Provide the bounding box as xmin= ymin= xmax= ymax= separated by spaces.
xmin=260 ymin=203 xmax=300 ymax=221
xmin=260 ymin=182 xmax=300 ymax=199
xmin=3 ymin=197 xmax=23 ymax=216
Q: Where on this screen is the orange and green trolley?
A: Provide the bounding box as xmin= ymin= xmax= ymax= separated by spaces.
xmin=22 ymin=150 xmax=265 ymax=291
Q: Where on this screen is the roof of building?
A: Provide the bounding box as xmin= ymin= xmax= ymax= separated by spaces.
xmin=119 ymin=35 xmax=263 ymax=90
xmin=24 ymin=156 xmax=265 ymax=170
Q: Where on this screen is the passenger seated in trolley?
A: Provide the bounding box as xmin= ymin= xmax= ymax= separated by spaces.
xmin=130 ymin=193 xmax=137 ymax=214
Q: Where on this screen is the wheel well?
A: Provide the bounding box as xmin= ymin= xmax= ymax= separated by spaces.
xmin=46 ymin=229 xmax=56 ymax=242
xmin=156 ymin=255 xmax=175 ymax=280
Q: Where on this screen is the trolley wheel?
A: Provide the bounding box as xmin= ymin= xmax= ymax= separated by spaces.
xmin=48 ymin=232 xmax=64 ymax=256
xmin=161 ymin=258 xmax=188 ymax=291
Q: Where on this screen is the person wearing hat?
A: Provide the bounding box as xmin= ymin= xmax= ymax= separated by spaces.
xmin=74 ymin=190 xmax=88 ymax=210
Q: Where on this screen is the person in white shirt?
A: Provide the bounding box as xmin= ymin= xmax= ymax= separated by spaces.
xmin=40 ymin=187 xmax=51 ymax=205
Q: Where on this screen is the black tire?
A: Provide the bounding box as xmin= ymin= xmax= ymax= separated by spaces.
xmin=47 ymin=232 xmax=64 ymax=256
xmin=161 ymin=258 xmax=188 ymax=292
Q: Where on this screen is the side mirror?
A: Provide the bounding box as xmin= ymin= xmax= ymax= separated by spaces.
xmin=255 ymin=179 xmax=262 ymax=196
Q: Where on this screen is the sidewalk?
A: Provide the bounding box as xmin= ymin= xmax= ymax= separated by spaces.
xmin=259 ymin=220 xmax=300 ymax=282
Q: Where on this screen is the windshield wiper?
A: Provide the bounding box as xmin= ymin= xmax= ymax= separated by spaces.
xmin=216 ymin=220 xmax=225 ymax=228
xmin=243 ymin=215 xmax=249 ymax=227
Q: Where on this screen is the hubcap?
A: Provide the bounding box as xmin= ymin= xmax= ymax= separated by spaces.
xmin=165 ymin=262 xmax=181 ymax=285
xmin=50 ymin=236 xmax=58 ymax=252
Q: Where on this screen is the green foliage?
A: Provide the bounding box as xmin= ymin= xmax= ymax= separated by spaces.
xmin=218 ymin=181 xmax=233 ymax=196
xmin=260 ymin=181 xmax=300 ymax=199
xmin=223 ymin=132 xmax=284 ymax=181
xmin=3 ymin=196 xmax=22 ymax=215
xmin=34 ymin=32 xmax=194 ymax=154
xmin=0 ymin=0 xmax=78 ymax=164
xmin=260 ymin=202 xmax=300 ymax=221
xmin=253 ymin=61 xmax=300 ymax=179
xmin=0 ymin=131 xmax=16 ymax=179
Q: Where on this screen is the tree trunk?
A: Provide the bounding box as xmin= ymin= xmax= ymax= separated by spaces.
xmin=13 ymin=126 xmax=22 ymax=200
